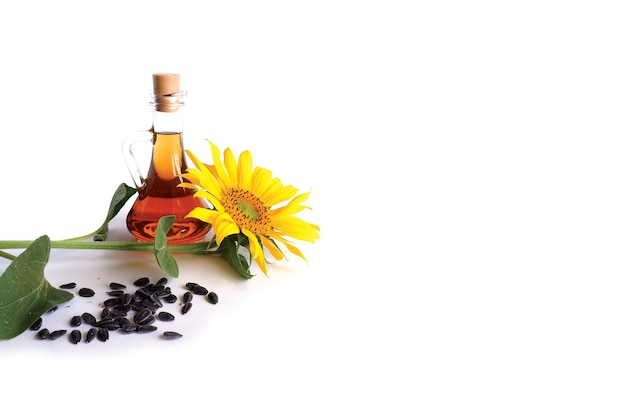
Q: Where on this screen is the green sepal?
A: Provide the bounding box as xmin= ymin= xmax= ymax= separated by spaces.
xmin=216 ymin=234 xmax=254 ymax=279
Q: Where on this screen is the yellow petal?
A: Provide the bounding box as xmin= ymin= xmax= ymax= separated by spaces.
xmin=271 ymin=191 xmax=312 ymax=217
xmin=271 ymin=217 xmax=320 ymax=242
xmin=250 ymin=167 xmax=272 ymax=196
xmin=209 ymin=141 xmax=231 ymax=187
xmin=223 ymin=146 xmax=238 ymax=187
xmin=271 ymin=234 xmax=309 ymax=263
xmin=213 ymin=213 xmax=240 ymax=244
xmin=263 ymin=184 xmax=298 ymax=207
xmin=185 ymin=149 xmax=213 ymax=179
xmin=193 ymin=190 xmax=223 ymax=211
xmin=238 ymin=150 xmax=253 ymax=190
xmin=260 ymin=235 xmax=284 ymax=261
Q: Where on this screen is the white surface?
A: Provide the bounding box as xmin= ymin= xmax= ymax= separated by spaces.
xmin=1 ymin=1 xmax=626 ymax=415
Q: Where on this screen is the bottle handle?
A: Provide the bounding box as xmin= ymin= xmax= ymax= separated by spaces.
xmin=122 ymin=130 xmax=153 ymax=189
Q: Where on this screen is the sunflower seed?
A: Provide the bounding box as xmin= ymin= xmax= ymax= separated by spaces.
xmin=181 ymin=302 xmax=192 ymax=315
xmin=121 ymin=293 xmax=133 ymax=306
xmin=207 ymin=292 xmax=219 ymax=305
xmin=97 ymin=328 xmax=109 ymax=342
xmin=182 ymin=291 xmax=193 ymax=304
xmin=157 ymin=311 xmax=175 ymax=322
xmin=137 ymin=325 xmax=158 ymax=333
xmin=103 ymin=297 xmax=120 ymax=308
xmin=70 ymin=315 xmax=82 ymax=327
xmin=150 ymin=284 xmax=166 ymax=293
xmin=30 ymin=317 xmax=43 ymax=331
xmin=133 ymin=277 xmax=150 ymax=287
xmin=85 ymin=328 xmax=97 ymax=343
xmin=69 ymin=330 xmax=81 ymax=344
xmin=133 ymin=308 xmax=153 ymax=324
xmin=120 ymin=323 xmax=139 ymax=334
xmin=78 ymin=288 xmax=95 ymax=297
xmin=164 ymin=294 xmax=178 ymax=303
xmin=48 ymin=329 xmax=67 ymax=340
xmin=81 ymin=312 xmax=97 ymax=325
xmin=37 ymin=328 xmax=50 ymax=339
xmin=59 ymin=282 xmax=76 ymax=289
xmin=95 ymin=318 xmax=120 ymax=330
xmin=191 ymin=285 xmax=208 ymax=296
xmin=109 ymin=282 xmax=126 ymax=290
xmin=162 ymin=331 xmax=183 ymax=340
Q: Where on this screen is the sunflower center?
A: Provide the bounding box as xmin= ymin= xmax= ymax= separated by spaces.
xmin=222 ymin=188 xmax=270 ymax=234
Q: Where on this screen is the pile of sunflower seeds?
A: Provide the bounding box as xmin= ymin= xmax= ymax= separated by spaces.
xmin=28 ymin=276 xmax=218 ymax=344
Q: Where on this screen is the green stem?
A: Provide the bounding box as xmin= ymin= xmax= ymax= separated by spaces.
xmin=61 ymin=232 xmax=98 ymax=242
xmin=0 ymin=250 xmax=17 ymax=261
xmin=0 ymin=240 xmax=213 ymax=255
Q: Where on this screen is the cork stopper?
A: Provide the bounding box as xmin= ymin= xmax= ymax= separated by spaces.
xmin=153 ymin=73 xmax=180 ymax=96
xmin=151 ymin=73 xmax=185 ymax=112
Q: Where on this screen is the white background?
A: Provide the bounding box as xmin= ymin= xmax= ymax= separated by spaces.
xmin=0 ymin=0 xmax=625 ymax=415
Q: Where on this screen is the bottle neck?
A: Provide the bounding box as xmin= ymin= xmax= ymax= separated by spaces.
xmin=152 ymin=107 xmax=184 ymax=134
xmin=149 ymin=90 xmax=186 ymax=134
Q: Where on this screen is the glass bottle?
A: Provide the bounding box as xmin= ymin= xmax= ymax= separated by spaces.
xmin=123 ymin=73 xmax=211 ymax=244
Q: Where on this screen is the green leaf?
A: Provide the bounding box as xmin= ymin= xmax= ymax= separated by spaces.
xmin=93 ymin=183 xmax=137 ymax=241
xmin=0 ymin=236 xmax=73 ymax=340
xmin=216 ymin=234 xmax=254 ymax=279
xmin=154 ymin=215 xmax=179 ymax=278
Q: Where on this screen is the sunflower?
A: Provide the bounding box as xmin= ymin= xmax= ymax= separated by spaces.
xmin=179 ymin=141 xmax=320 ymax=276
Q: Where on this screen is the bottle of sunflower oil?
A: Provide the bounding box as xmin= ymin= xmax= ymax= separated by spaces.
xmin=122 ymin=73 xmax=211 ymax=244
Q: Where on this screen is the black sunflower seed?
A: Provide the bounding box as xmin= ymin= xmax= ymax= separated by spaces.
xmin=133 ymin=277 xmax=150 ymax=287
xmin=164 ymin=294 xmax=178 ymax=303
xmin=133 ymin=308 xmax=152 ymax=324
xmin=191 ymin=285 xmax=208 ymax=296
xmin=30 ymin=317 xmax=43 ymax=331
xmin=157 ymin=311 xmax=175 ymax=322
xmin=207 ymin=292 xmax=219 ymax=305
xmin=85 ymin=328 xmax=97 ymax=343
xmin=48 ymin=329 xmax=67 ymax=340
xmin=121 ymin=293 xmax=133 ymax=306
xmin=97 ymin=328 xmax=109 ymax=342
xmin=103 ymin=298 xmax=120 ymax=308
xmin=182 ymin=291 xmax=193 ymax=304
xmin=109 ymin=282 xmax=126 ymax=290
xmin=81 ymin=312 xmax=97 ymax=325
xmin=59 ymin=282 xmax=76 ymax=289
xmin=120 ymin=324 xmax=139 ymax=334
xmin=137 ymin=325 xmax=158 ymax=334
xmin=162 ymin=331 xmax=183 ymax=340
xmin=181 ymin=302 xmax=192 ymax=315
xmin=70 ymin=315 xmax=82 ymax=327
xmin=100 ymin=308 xmax=111 ymax=319
xmin=95 ymin=319 xmax=120 ymax=330
xmin=78 ymin=288 xmax=95 ymax=297
xmin=69 ymin=330 xmax=81 ymax=344
xmin=114 ymin=317 xmax=131 ymax=327
xmin=37 ymin=328 xmax=50 ymax=339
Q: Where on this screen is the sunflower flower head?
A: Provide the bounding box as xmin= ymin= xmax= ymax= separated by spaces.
xmin=179 ymin=141 xmax=320 ymax=276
